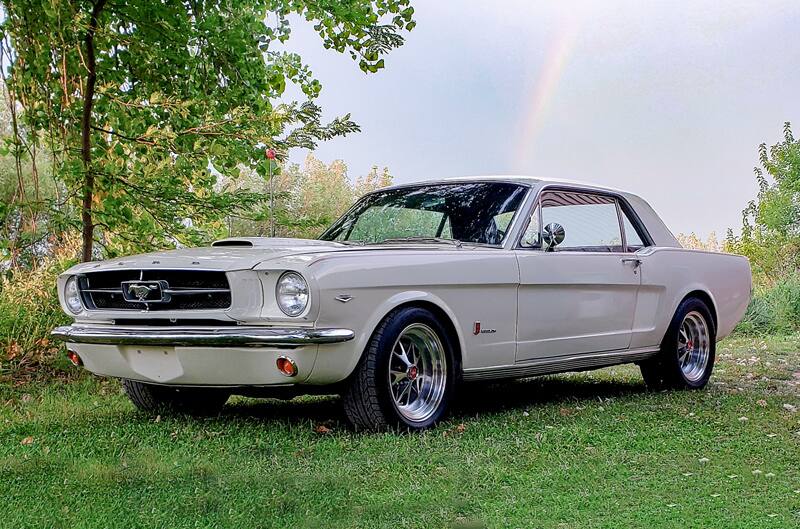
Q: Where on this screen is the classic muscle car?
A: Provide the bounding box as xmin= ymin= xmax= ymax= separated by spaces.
xmin=52 ymin=177 xmax=752 ymax=431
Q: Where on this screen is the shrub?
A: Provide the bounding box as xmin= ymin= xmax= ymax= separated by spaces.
xmin=0 ymin=236 xmax=78 ymax=373
xmin=734 ymin=273 xmax=800 ymax=335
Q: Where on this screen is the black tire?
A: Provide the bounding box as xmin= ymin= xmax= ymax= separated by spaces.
xmin=122 ymin=379 xmax=229 ymax=416
xmin=639 ymin=297 xmax=716 ymax=390
xmin=342 ymin=307 xmax=457 ymax=432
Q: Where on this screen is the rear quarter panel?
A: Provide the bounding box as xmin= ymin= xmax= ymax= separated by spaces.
xmin=633 ymin=247 xmax=751 ymax=348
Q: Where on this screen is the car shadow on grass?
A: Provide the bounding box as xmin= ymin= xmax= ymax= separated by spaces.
xmin=452 ymin=374 xmax=648 ymax=417
xmin=217 ymin=371 xmax=651 ymax=428
xmin=222 ymin=394 xmax=348 ymax=424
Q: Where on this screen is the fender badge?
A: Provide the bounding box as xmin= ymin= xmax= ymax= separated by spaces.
xmin=335 ymin=294 xmax=353 ymax=303
xmin=473 ymin=321 xmax=496 ymax=335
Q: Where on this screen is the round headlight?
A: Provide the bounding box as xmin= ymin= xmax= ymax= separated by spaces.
xmin=65 ymin=276 xmax=84 ymax=314
xmin=276 ymin=272 xmax=309 ymax=317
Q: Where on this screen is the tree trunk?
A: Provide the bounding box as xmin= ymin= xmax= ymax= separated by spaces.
xmin=80 ymin=0 xmax=107 ymax=262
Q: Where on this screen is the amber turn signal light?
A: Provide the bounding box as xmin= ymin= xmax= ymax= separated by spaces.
xmin=276 ymin=356 xmax=298 ymax=377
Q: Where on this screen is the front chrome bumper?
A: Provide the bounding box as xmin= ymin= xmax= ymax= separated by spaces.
xmin=51 ymin=325 xmax=355 ymax=348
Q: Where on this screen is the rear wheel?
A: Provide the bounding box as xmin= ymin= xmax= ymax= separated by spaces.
xmin=640 ymin=297 xmax=716 ymax=390
xmin=122 ymin=379 xmax=229 ymax=416
xmin=343 ymin=307 xmax=456 ymax=431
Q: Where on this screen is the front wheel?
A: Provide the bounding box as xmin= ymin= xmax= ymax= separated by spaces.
xmin=122 ymin=379 xmax=229 ymax=416
xmin=640 ymin=297 xmax=716 ymax=390
xmin=343 ymin=307 xmax=456 ymax=431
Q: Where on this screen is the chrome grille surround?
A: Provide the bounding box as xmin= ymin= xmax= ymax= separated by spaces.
xmin=77 ymin=269 xmax=232 ymax=311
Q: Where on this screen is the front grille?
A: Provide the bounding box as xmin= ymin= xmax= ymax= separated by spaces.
xmin=79 ymin=270 xmax=231 ymax=311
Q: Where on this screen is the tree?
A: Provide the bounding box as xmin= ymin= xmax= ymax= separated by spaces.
xmin=0 ymin=0 xmax=415 ymax=260
xmin=224 ymin=153 xmax=392 ymax=239
xmin=727 ymin=122 xmax=800 ymax=280
xmin=676 ymin=232 xmax=721 ymax=252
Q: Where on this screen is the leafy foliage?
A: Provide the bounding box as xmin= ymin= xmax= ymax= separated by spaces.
xmin=735 ymin=272 xmax=800 ymax=335
xmin=0 ymin=235 xmax=77 ymax=374
xmin=726 ymin=122 xmax=800 ymax=281
xmin=0 ymin=0 xmax=414 ymax=260
xmin=226 ymin=153 xmax=392 ymax=239
xmin=724 ymin=122 xmax=800 ymax=335
xmin=675 ymin=232 xmax=722 ymax=252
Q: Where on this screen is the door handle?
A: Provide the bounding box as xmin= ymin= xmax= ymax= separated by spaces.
xmin=621 ymin=257 xmax=642 ymax=267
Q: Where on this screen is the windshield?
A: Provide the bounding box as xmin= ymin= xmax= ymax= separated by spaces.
xmin=320 ymin=182 xmax=529 ymax=245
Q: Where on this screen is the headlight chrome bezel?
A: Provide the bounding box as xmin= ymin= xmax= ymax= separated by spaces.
xmin=275 ymin=271 xmax=309 ymax=317
xmin=65 ymin=275 xmax=84 ymax=314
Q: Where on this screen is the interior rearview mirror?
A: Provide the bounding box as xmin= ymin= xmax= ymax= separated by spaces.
xmin=542 ymin=222 xmax=565 ymax=251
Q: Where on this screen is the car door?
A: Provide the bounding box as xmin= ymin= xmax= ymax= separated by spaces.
xmin=514 ymin=189 xmax=643 ymax=362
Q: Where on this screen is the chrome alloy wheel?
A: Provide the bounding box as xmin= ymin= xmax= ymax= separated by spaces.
xmin=677 ymin=310 xmax=711 ymax=382
xmin=388 ymin=323 xmax=448 ymax=423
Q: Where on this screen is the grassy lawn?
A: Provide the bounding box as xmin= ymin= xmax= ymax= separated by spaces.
xmin=2 ymin=336 xmax=799 ymax=528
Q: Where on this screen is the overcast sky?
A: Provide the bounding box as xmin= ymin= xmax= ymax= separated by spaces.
xmin=285 ymin=0 xmax=800 ymax=238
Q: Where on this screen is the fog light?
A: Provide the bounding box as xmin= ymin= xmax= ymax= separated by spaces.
xmin=66 ymin=350 xmax=83 ymax=367
xmin=276 ymin=356 xmax=297 ymax=377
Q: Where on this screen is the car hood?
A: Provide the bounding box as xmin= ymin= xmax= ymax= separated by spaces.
xmin=62 ymin=237 xmax=485 ymax=275
xmin=63 ymin=238 xmax=352 ymax=274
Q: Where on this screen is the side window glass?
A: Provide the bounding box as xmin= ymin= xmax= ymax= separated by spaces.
xmin=540 ymin=192 xmax=623 ymax=252
xmin=520 ymin=206 xmax=541 ymax=248
xmin=621 ymin=210 xmax=645 ymax=251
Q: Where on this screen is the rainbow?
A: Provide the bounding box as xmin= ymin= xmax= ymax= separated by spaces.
xmin=514 ymin=17 xmax=580 ymax=171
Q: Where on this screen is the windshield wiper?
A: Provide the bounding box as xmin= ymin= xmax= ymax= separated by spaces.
xmin=376 ymin=237 xmax=464 ymax=248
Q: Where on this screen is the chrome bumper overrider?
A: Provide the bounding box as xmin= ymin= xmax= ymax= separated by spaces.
xmin=51 ymin=325 xmax=355 ymax=347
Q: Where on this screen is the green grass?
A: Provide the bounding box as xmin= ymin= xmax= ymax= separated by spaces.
xmin=2 ymin=336 xmax=799 ymax=529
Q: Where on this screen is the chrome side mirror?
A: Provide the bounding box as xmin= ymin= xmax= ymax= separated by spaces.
xmin=542 ymin=222 xmax=565 ymax=251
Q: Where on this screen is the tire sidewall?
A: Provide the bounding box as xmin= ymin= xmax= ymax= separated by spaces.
xmin=662 ymin=298 xmax=716 ymax=389
xmin=373 ymin=307 xmax=456 ymax=430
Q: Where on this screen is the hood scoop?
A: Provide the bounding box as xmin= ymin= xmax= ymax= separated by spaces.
xmin=211 ymin=237 xmax=343 ymax=249
xmin=212 ymin=239 xmax=254 ymax=247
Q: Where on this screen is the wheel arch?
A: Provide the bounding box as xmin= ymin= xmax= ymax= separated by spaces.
xmin=388 ymin=299 xmax=464 ymax=375
xmin=354 ymin=292 xmax=466 ymax=379
xmin=658 ymin=288 xmax=719 ymax=350
xmin=680 ymin=289 xmax=719 ymax=331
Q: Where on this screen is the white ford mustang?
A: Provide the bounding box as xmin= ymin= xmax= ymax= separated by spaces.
xmin=53 ymin=177 xmax=752 ymax=431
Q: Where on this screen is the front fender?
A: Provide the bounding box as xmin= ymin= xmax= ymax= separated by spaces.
xmin=307 ymin=290 xmax=467 ymax=385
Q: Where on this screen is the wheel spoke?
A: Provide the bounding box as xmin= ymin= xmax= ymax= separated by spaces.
xmin=679 ymin=327 xmax=689 ymax=346
xmin=678 ymin=348 xmax=689 ymax=364
xmin=390 ymin=369 xmax=407 ymax=384
xmin=393 ymin=341 xmax=412 ymax=367
xmin=400 ymin=380 xmax=412 ymax=404
xmin=409 ymin=378 xmax=418 ymax=401
xmin=408 ymin=342 xmax=418 ymax=365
